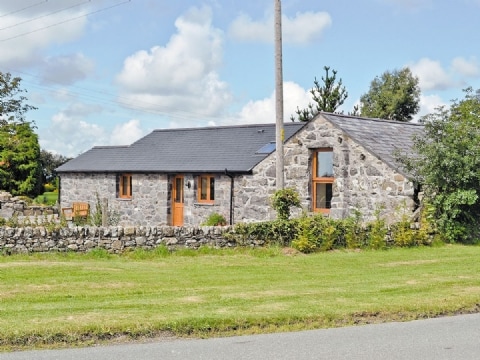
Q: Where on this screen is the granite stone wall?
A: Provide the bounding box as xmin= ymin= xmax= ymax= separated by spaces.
xmin=234 ymin=117 xmax=416 ymax=223
xmin=0 ymin=191 xmax=58 ymax=219
xmin=59 ymin=173 xmax=233 ymax=227
xmin=0 ymin=225 xmax=238 ymax=254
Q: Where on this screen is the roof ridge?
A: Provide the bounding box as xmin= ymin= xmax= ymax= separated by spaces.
xmin=149 ymin=122 xmax=304 ymax=133
xmin=91 ymin=145 xmax=130 ymax=149
xmin=320 ymin=112 xmax=425 ymax=127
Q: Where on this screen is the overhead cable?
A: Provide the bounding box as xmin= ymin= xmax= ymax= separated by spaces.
xmin=0 ymin=0 xmax=91 ymax=31
xmin=0 ymin=0 xmax=131 ymax=42
xmin=0 ymin=0 xmax=48 ymax=19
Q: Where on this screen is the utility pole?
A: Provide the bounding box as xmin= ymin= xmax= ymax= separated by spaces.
xmin=274 ymin=0 xmax=284 ymax=190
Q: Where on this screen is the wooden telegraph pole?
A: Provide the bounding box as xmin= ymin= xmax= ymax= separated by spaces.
xmin=274 ymin=0 xmax=284 ymax=190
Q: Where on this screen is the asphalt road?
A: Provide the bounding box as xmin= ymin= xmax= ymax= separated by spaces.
xmin=2 ymin=314 xmax=479 ymax=360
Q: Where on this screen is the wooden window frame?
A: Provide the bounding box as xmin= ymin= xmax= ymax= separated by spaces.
xmin=118 ymin=173 xmax=132 ymax=199
xmin=312 ymin=149 xmax=334 ymax=214
xmin=198 ymin=175 xmax=215 ymax=203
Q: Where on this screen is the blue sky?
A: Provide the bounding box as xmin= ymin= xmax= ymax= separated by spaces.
xmin=1 ymin=0 xmax=479 ymax=157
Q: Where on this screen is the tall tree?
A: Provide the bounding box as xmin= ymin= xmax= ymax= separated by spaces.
xmin=399 ymin=87 xmax=480 ymax=243
xmin=360 ymin=67 xmax=420 ymax=122
xmin=291 ymin=66 xmax=348 ymax=122
xmin=0 ymin=122 xmax=42 ymax=196
xmin=0 ymin=72 xmax=41 ymax=196
xmin=0 ymin=72 xmax=37 ymax=125
xmin=39 ymin=150 xmax=70 ymax=185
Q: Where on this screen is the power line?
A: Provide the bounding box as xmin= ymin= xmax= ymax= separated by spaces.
xmin=0 ymin=0 xmax=91 ymax=31
xmin=0 ymin=0 xmax=131 ymax=42
xmin=0 ymin=0 xmax=48 ymax=19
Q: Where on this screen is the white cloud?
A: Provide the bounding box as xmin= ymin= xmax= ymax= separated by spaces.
xmin=40 ymin=53 xmax=95 ymax=85
xmin=409 ymin=57 xmax=480 ymax=92
xmin=224 ymin=82 xmax=311 ymax=125
xmin=109 ymin=119 xmax=145 ymax=146
xmin=116 ymin=6 xmax=232 ymax=117
xmin=451 ymin=56 xmax=479 ymax=77
xmin=409 ymin=58 xmax=453 ymax=91
xmin=41 ymin=112 xmax=107 ymax=157
xmin=41 ymin=112 xmax=145 ymax=157
xmin=417 ymin=94 xmax=447 ymax=119
xmin=228 ymin=11 xmax=332 ymax=45
xmin=283 ymin=12 xmax=332 ymax=45
xmin=0 ymin=1 xmax=89 ymax=67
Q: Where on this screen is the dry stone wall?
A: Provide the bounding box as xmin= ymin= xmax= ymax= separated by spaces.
xmin=0 ymin=225 xmax=240 ymax=254
xmin=0 ymin=191 xmax=58 ymax=219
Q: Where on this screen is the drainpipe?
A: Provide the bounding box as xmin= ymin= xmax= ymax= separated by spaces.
xmin=224 ymin=169 xmax=234 ymax=225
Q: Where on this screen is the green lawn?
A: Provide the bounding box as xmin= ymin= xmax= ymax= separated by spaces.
xmin=34 ymin=192 xmax=58 ymax=206
xmin=0 ymin=245 xmax=479 ymax=350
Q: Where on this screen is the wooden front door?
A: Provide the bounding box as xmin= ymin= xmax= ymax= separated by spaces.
xmin=172 ymin=176 xmax=184 ymax=226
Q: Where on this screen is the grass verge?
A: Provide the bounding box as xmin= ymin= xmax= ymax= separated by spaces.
xmin=33 ymin=192 xmax=58 ymax=206
xmin=0 ymin=245 xmax=479 ymax=351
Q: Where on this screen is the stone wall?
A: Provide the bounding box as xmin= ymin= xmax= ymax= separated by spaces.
xmin=0 ymin=191 xmax=58 ymax=219
xmin=234 ymin=116 xmax=416 ymax=223
xmin=0 ymin=225 xmax=239 ymax=254
xmin=59 ymin=173 xmax=233 ymax=227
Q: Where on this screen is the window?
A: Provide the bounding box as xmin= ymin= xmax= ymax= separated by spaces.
xmin=118 ymin=173 xmax=132 ymax=199
xmin=198 ymin=175 xmax=215 ymax=203
xmin=256 ymin=142 xmax=276 ymax=154
xmin=312 ymin=149 xmax=334 ymax=213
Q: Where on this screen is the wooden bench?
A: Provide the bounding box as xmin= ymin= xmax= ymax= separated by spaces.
xmin=62 ymin=202 xmax=90 ymax=220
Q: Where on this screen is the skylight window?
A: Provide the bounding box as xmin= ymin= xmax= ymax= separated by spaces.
xmin=256 ymin=142 xmax=276 ymax=154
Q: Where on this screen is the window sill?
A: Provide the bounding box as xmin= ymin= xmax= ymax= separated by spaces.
xmin=194 ymin=202 xmax=214 ymax=207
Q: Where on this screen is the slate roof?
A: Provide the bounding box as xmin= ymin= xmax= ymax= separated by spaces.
xmin=321 ymin=113 xmax=424 ymax=177
xmin=56 ymin=122 xmax=306 ymax=173
xmin=57 ymin=113 xmax=424 ymax=176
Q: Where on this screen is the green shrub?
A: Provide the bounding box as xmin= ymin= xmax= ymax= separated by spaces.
xmin=292 ymin=215 xmax=316 ymax=253
xmin=43 ymin=183 xmax=56 ymax=192
xmin=342 ymin=210 xmax=367 ymax=249
xmin=228 ymin=219 xmax=299 ymax=247
xmin=366 ymin=209 xmax=388 ymax=250
xmin=271 ymin=188 xmax=301 ymax=220
xmin=202 ymin=213 xmax=227 ymax=226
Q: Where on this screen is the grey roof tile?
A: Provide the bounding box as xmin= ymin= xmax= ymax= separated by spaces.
xmin=321 ymin=113 xmax=424 ymax=176
xmin=57 ymin=123 xmax=306 ymax=173
xmin=57 ymin=114 xmax=424 ymax=177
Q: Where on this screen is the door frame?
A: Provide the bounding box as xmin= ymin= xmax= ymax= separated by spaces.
xmin=172 ymin=175 xmax=184 ymax=226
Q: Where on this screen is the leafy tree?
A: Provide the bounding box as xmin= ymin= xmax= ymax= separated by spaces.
xmin=291 ymin=66 xmax=348 ymax=122
xmin=360 ymin=67 xmax=420 ymax=122
xmin=0 ymin=122 xmax=42 ymax=196
xmin=400 ymin=88 xmax=480 ymax=243
xmin=39 ymin=150 xmax=70 ymax=185
xmin=0 ymin=72 xmax=37 ymax=125
xmin=0 ymin=72 xmax=41 ymax=196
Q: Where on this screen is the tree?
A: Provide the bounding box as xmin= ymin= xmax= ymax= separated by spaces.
xmin=0 ymin=72 xmax=37 ymax=125
xmin=360 ymin=67 xmax=420 ymax=122
xmin=291 ymin=66 xmax=348 ymax=122
xmin=0 ymin=72 xmax=41 ymax=196
xmin=39 ymin=150 xmax=70 ymax=185
xmin=0 ymin=122 xmax=42 ymax=196
xmin=400 ymin=88 xmax=480 ymax=243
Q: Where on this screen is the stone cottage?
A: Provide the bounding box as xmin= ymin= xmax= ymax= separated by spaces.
xmin=56 ymin=113 xmax=424 ymax=226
